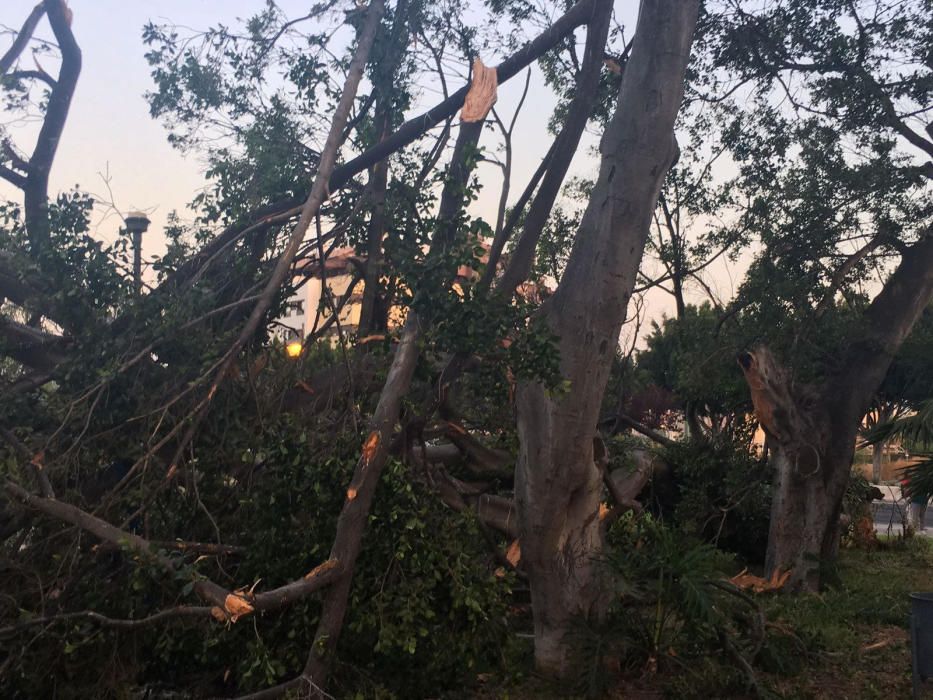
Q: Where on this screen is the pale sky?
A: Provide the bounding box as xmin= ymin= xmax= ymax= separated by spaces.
xmin=1 ymin=0 xmax=747 ymax=334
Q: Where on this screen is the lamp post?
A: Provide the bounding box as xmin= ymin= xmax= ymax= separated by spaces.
xmin=124 ymin=212 xmax=151 ymax=295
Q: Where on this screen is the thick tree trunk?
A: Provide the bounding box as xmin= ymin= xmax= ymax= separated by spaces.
xmin=514 ymin=0 xmax=699 ymax=677
xmin=739 ymin=347 xmax=852 ymax=590
xmin=762 ymin=437 xmax=851 ymax=590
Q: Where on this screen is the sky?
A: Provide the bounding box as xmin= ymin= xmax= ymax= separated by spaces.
xmin=1 ymin=0 xmax=748 ymax=339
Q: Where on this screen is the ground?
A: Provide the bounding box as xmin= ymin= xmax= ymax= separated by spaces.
xmin=465 ymin=537 xmax=933 ymax=699
xmin=760 ymin=538 xmax=930 ymax=699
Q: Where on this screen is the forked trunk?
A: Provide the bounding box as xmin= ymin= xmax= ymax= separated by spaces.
xmin=514 ymin=0 xmax=699 ymax=676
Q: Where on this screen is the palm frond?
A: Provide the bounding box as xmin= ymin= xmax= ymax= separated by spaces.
xmin=901 ymin=459 xmax=933 ymax=500
xmin=862 ymin=399 xmax=933 ymax=451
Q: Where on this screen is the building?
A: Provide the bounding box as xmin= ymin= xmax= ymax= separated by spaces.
xmin=272 ymin=240 xmax=549 ymax=352
xmin=272 ymin=247 xmax=362 ymax=348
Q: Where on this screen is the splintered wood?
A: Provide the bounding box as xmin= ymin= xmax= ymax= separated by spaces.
xmin=461 ymin=58 xmax=497 ymax=122
xmin=210 ymin=593 xmax=255 ymax=623
xmin=729 ymin=568 xmax=791 ymax=593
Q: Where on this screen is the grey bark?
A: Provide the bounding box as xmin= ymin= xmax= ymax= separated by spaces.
xmin=513 ymin=0 xmax=699 ymax=677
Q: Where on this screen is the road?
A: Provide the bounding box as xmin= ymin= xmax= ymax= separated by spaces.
xmin=871 ymin=484 xmax=932 ymax=537
xmin=873 ymin=502 xmax=933 ymax=535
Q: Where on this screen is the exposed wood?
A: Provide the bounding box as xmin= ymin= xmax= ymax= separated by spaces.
xmin=0 ymin=426 xmax=54 ymax=498
xmin=740 ymin=231 xmax=933 ymax=591
xmin=461 ymin=58 xmax=498 ymax=122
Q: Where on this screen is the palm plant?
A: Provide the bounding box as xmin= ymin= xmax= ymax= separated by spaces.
xmin=863 ymin=400 xmax=933 ymax=500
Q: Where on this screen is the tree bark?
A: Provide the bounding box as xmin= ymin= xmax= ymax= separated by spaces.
xmin=357 ymin=0 xmax=411 ymax=335
xmin=871 ymin=439 xmax=885 ymax=483
xmin=513 ymin=0 xmax=699 ymax=677
xmin=358 ymin=146 xmax=389 ymax=334
xmin=24 ymin=1 xmax=81 ymax=252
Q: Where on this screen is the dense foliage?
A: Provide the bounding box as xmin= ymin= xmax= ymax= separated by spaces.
xmin=1 ymin=0 xmax=932 ymax=696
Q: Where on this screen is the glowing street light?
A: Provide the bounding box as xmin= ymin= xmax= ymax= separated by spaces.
xmin=285 ymin=341 xmax=303 ymax=358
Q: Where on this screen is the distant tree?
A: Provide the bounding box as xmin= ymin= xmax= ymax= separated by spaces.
xmin=637 ymin=303 xmax=752 ymax=443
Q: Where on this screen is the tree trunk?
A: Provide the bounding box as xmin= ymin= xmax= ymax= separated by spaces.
xmin=762 ymin=436 xmax=851 ymax=590
xmin=303 ymin=119 xmax=485 ymax=689
xmin=514 ymin=0 xmax=699 ymax=677
xmin=871 ymin=440 xmax=885 ymax=484
xmin=357 ymin=1 xmax=411 ymax=336
xmin=358 ymin=137 xmax=390 ymax=335
xmin=738 ymin=347 xmax=853 ymax=590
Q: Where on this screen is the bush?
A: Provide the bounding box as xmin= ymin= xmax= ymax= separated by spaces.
xmin=648 ymin=435 xmax=772 ymax=563
xmin=596 ymin=514 xmax=765 ymax=698
xmin=1 ymin=409 xmax=513 ymax=699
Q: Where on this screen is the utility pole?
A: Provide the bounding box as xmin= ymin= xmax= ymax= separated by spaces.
xmin=124 ymin=212 xmax=151 ymax=295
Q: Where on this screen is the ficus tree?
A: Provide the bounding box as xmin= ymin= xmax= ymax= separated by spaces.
xmin=700 ymin=0 xmax=933 ymax=590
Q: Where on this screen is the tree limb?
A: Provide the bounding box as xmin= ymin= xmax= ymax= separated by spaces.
xmin=612 ymin=413 xmax=676 ymax=448
xmin=3 ymin=480 xmax=343 ymax=618
xmin=0 ymin=3 xmax=45 ymax=75
xmin=302 ymin=116 xmax=486 ymax=691
xmin=156 ymin=0 xmax=600 ymax=297
xmin=0 ymin=606 xmax=214 ymax=637
xmin=23 ymin=0 xmax=81 ymax=250
xmin=496 ymin=0 xmax=613 ymax=294
xmin=814 ymin=234 xmax=883 ymax=318
xmin=0 ymin=315 xmax=69 ymax=371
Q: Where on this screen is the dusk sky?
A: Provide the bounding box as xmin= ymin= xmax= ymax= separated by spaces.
xmin=1 ymin=0 xmax=747 ymax=333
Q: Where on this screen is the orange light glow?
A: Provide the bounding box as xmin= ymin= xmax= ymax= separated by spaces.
xmin=285 ymin=341 xmax=303 ymax=358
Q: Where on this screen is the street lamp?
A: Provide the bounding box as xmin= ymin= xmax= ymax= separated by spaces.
xmin=124 ymin=211 xmax=151 ymax=294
